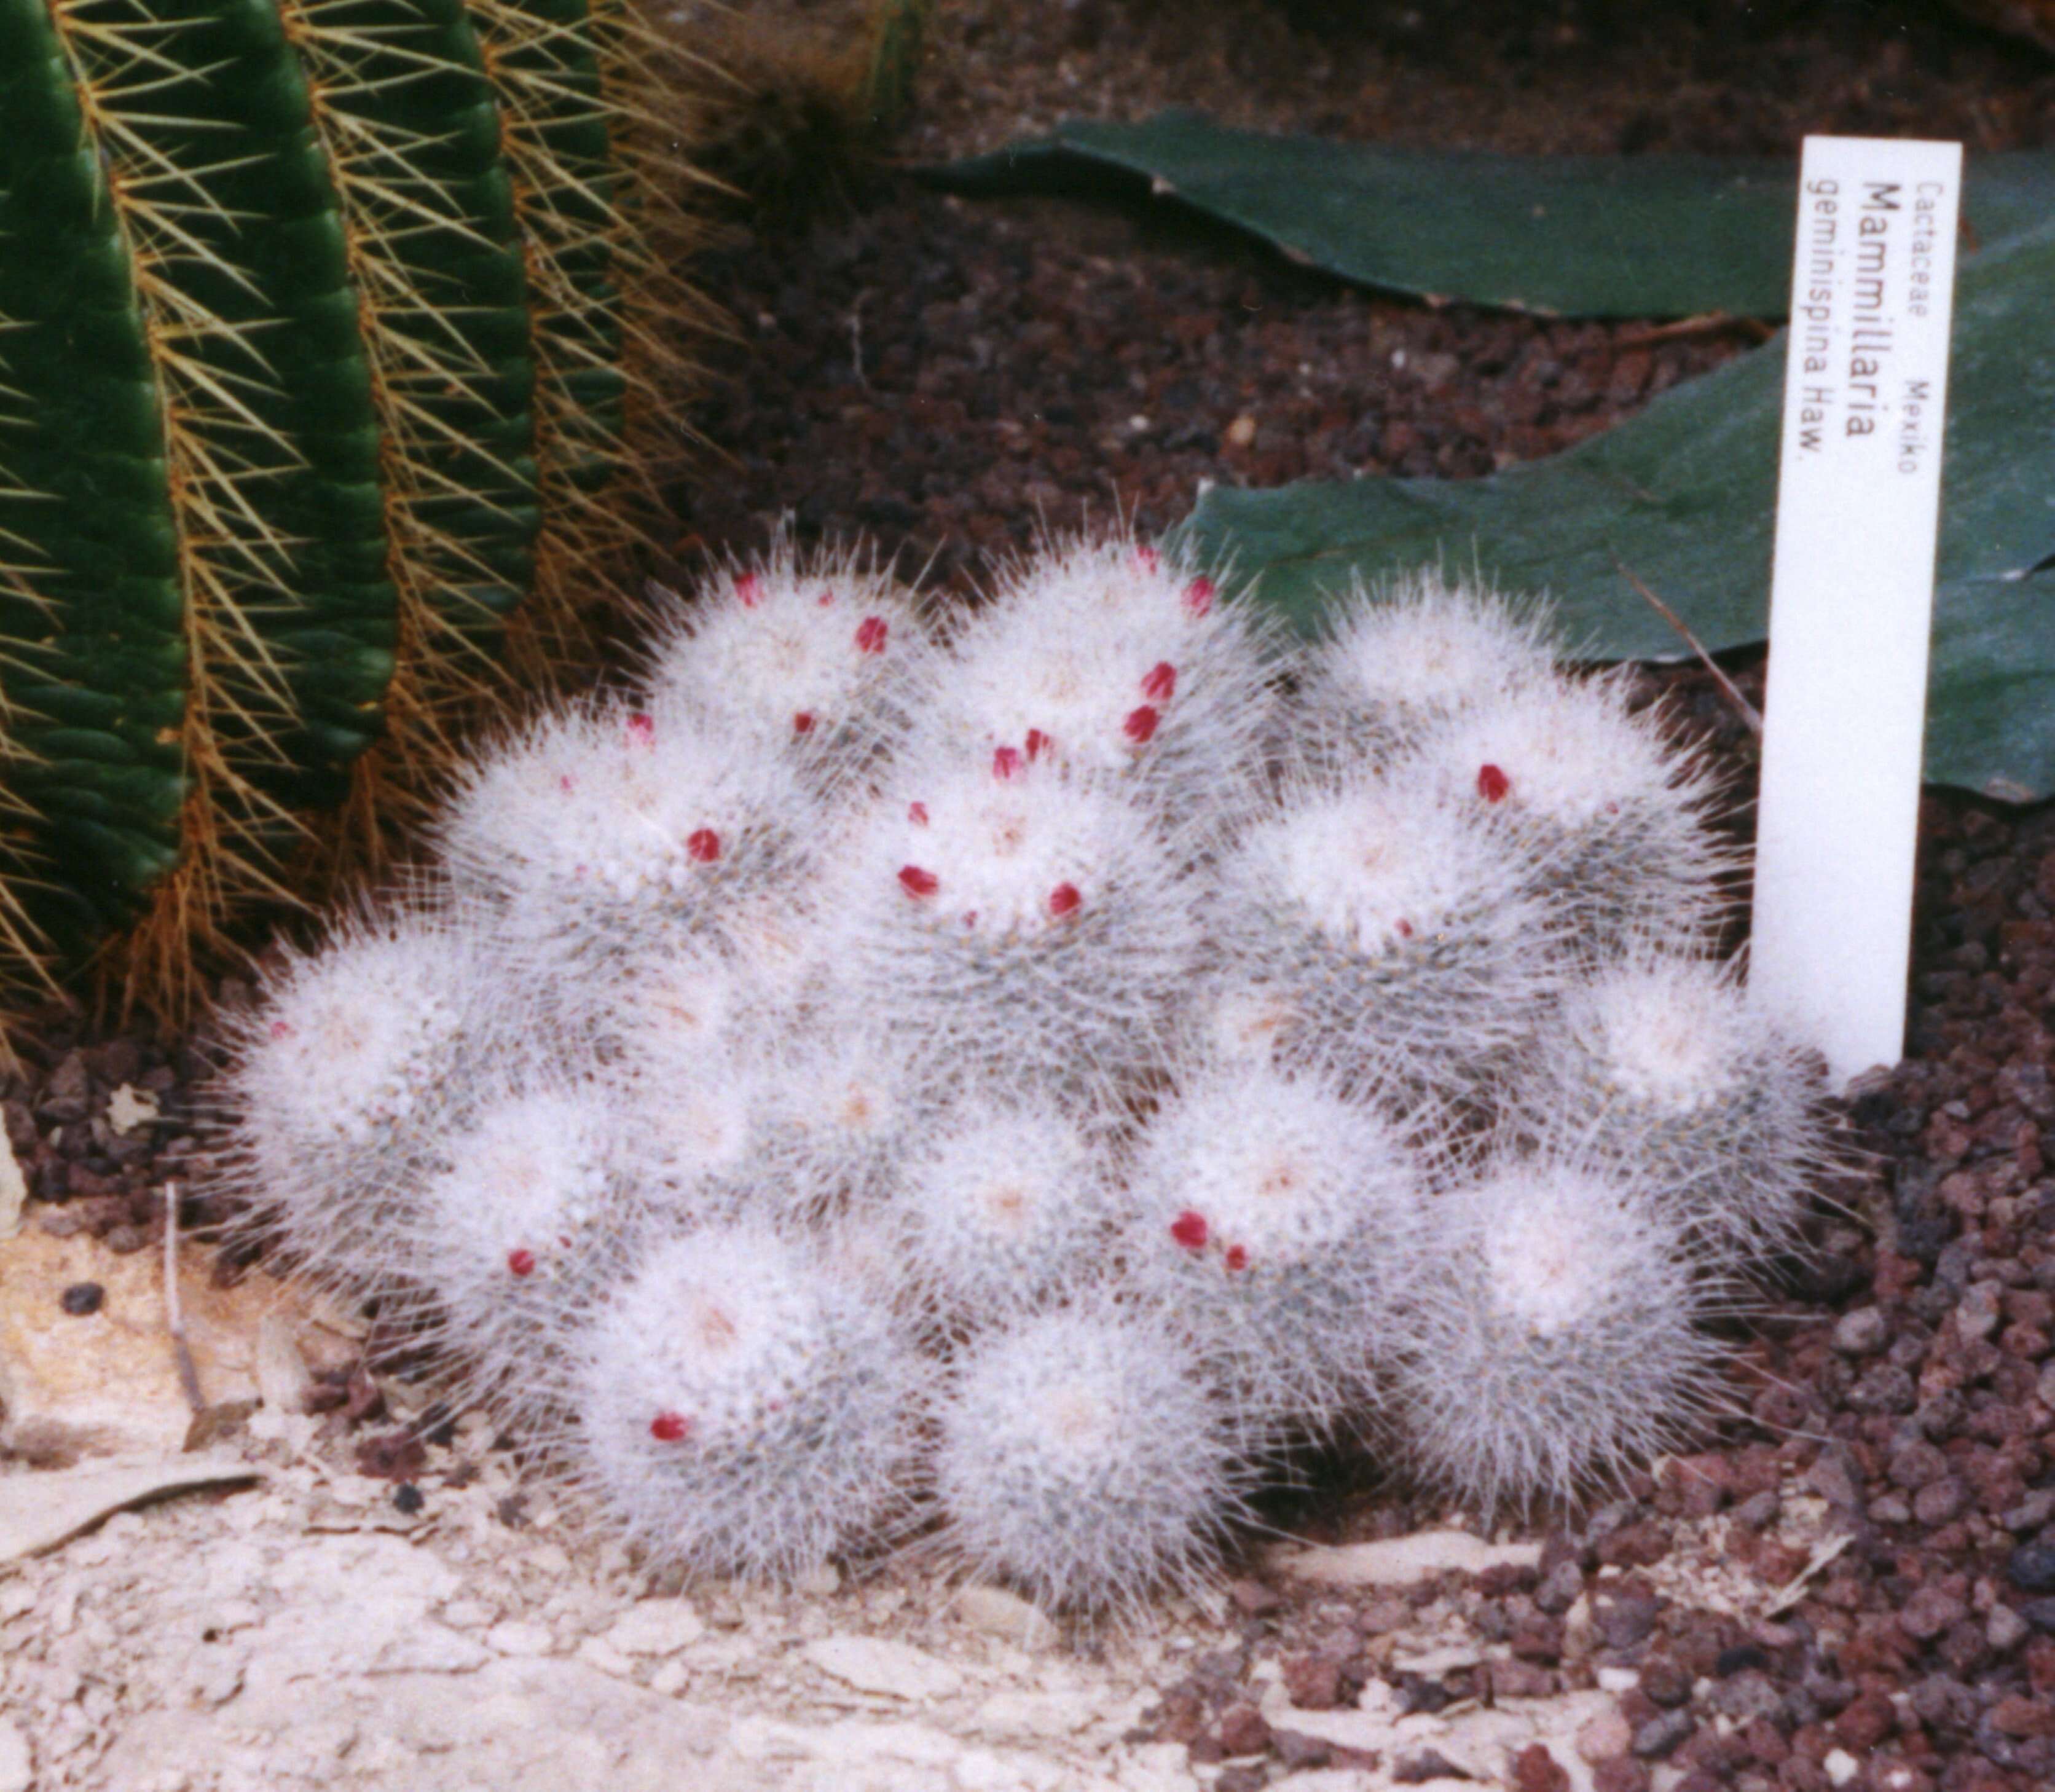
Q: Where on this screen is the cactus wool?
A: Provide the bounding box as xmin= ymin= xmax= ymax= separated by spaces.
xmin=212 ymin=533 xmax=1831 ymax=1622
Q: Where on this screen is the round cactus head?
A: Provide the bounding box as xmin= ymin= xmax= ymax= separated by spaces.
xmin=1125 ymin=1055 xmax=1432 ymax=1429
xmin=206 ymin=894 xmax=506 ymax=1300
xmin=434 ymin=698 xmax=817 ymax=970
xmin=827 ymin=745 xmax=1201 ymax=1102
xmin=640 ymin=535 xmax=937 ymax=790
xmin=1506 ymin=943 xmax=1831 ymax=1262
xmin=1297 ymin=567 xmax=1559 ymax=763
xmin=931 ymin=1300 xmax=1252 ymax=1624
xmin=1390 ymin=1153 xmax=1731 ymax=1512
xmin=408 ymin=1078 xmax=631 ymax=1415
xmin=1219 ymin=763 xmax=1566 ymax=1097
xmin=559 ymin=1222 xmax=922 ymax=1581
xmin=1404 ymin=671 xmax=1733 ymax=946
xmin=914 ymin=529 xmax=1278 ymax=853
xmin=897 ymin=1090 xmax=1124 ymax=1322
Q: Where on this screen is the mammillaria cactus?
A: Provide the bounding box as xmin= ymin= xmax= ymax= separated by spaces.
xmin=823 ymin=743 xmax=1204 ymax=1104
xmin=909 ymin=533 xmax=1279 ymax=855
xmin=435 ymin=696 xmax=815 ymax=973
xmin=1504 ymin=943 xmax=1830 ymax=1262
xmin=1122 ymin=1056 xmax=1432 ymax=1432
xmin=1402 ymin=664 xmax=1734 ymax=948
xmin=640 ymin=536 xmax=940 ymax=793
xmin=1294 ymin=568 xmax=1560 ymax=766
xmin=555 ymin=1222 xmax=923 ymax=1581
xmin=929 ymin=1301 xmax=1253 ymax=1622
xmin=1214 ymin=758 xmax=1567 ymax=1101
xmin=1388 ymin=1152 xmax=1731 ymax=1511
xmin=213 ymin=896 xmax=508 ymax=1299
xmin=210 ymin=534 xmax=1831 ymax=1619
xmin=405 ymin=1076 xmax=636 ymax=1419
xmin=895 ymin=1090 xmax=1125 ymax=1324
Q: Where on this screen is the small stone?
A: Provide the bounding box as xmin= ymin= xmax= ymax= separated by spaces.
xmin=1990 ymin=1694 xmax=2055 ymax=1738
xmin=1630 ymin=1710 xmax=1694 ymax=1758
xmin=0 ymin=1718 xmax=28 ymax=1792
xmin=1592 ymin=1758 xmax=1651 ymax=1792
xmin=1578 ymin=1705 xmax=1633 ymax=1764
xmin=952 ymin=1584 xmax=1058 ymax=1649
xmin=1594 ymin=1583 xmax=1660 ymax=1650
xmin=603 ymin=1598 xmax=705 ymax=1657
xmin=1832 ymin=1308 xmax=1889 ymax=1356
xmin=1987 ymin=1605 xmax=2030 ymax=1651
xmin=1281 ymin=1652 xmax=1344 ymax=1709
xmin=1638 ymin=1659 xmax=1691 ymax=1707
xmin=58 ymin=1282 xmax=103 ymax=1316
xmin=391 ymin=1483 xmax=424 ymax=1516
xmin=484 ymin=1620 xmax=552 ymax=1657
xmin=1824 ymin=1748 xmax=1861 ymax=1788
xmin=1490 ymin=1659 xmax=1556 ymax=1699
xmin=803 ymin=1634 xmax=963 ymax=1701
xmin=1888 ymin=1440 xmax=1949 ymax=1490
xmin=1271 ymin=1729 xmax=1332 ymax=1769
xmin=1899 ymin=1584 xmax=1970 ymax=1640
xmin=1534 ymin=1559 xmax=1584 ymax=1614
xmin=2007 ymin=1542 xmax=2055 ymax=1595
xmin=1216 ymin=1705 xmax=1269 ymax=1756
xmin=1833 ymin=1691 xmax=1896 ymax=1749
xmin=1913 ymin=1477 xmax=1967 ymax=1527
xmin=1957 ymin=1281 xmax=2003 ymax=1341
xmin=1227 ymin=1578 xmax=1282 ymax=1617
xmin=1512 ymin=1742 xmax=1571 ymax=1792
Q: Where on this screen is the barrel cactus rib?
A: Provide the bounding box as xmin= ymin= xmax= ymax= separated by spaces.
xmin=0 ymin=0 xmax=186 ymax=987
xmin=278 ymin=0 xmax=540 ymax=854
xmin=39 ymin=0 xmax=403 ymax=1013
xmin=465 ymin=0 xmax=630 ymax=672
xmin=584 ymin=0 xmax=717 ymax=523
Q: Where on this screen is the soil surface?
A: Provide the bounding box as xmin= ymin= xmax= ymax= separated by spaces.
xmin=4 ymin=3 xmax=2055 ymax=1791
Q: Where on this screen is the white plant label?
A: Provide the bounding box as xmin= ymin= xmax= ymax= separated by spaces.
xmin=1751 ymin=135 xmax=1962 ymax=1086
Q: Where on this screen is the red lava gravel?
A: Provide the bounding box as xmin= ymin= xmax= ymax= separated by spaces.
xmin=6 ymin=4 xmax=2054 ymax=1791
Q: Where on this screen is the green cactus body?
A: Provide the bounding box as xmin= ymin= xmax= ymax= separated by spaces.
xmin=281 ymin=0 xmax=539 ymax=683
xmin=4 ymin=0 xmax=401 ymax=978
xmin=0 ymin=0 xmax=186 ymax=975
xmin=467 ymin=0 xmax=629 ymax=661
xmin=0 ymin=0 xmax=712 ymax=1018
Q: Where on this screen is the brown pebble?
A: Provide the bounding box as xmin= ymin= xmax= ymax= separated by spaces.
xmin=1987 ymin=1693 xmax=2055 ymax=1738
xmin=1831 ymin=1690 xmax=1896 ymax=1749
xmin=1215 ymin=1705 xmax=1268 ymax=1757
xmin=1226 ymin=1578 xmax=1281 ymax=1618
xmin=1281 ymin=1653 xmax=1344 ymax=1710
xmin=1512 ymin=1741 xmax=1571 ymax=1792
xmin=1898 ymin=1583 xmax=1970 ymax=1640
xmin=1592 ymin=1757 xmax=1652 ymax=1792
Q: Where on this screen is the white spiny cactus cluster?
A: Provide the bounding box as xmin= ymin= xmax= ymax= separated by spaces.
xmin=211 ymin=535 xmax=1830 ymax=1622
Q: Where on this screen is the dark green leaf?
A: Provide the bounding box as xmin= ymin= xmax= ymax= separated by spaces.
xmin=927 ymin=112 xmax=2055 ymax=320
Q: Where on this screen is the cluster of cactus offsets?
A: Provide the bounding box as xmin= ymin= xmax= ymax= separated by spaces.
xmin=0 ymin=0 xmax=710 ymax=1018
xmin=212 ymin=540 xmax=1836 ymax=1621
